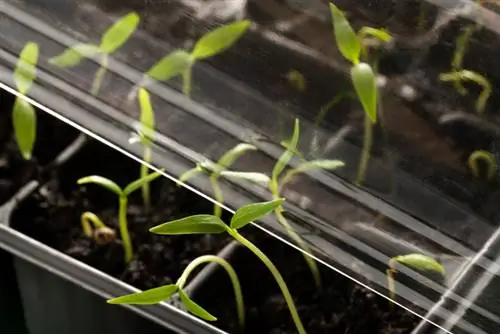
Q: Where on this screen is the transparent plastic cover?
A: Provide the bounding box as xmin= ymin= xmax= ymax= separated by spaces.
xmin=3 ymin=0 xmax=500 ymax=332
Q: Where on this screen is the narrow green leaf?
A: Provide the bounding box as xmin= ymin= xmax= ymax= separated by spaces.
xmin=14 ymin=42 xmax=39 ymax=95
xmin=357 ymin=27 xmax=392 ymax=43
xmin=178 ymin=290 xmax=217 ymax=321
xmin=124 ymin=170 xmax=164 ymax=195
xmin=138 ymin=88 xmax=155 ymax=145
xmin=191 ymin=20 xmax=251 ymax=60
xmin=393 ymin=253 xmax=445 ymax=276
xmin=281 ymin=159 xmax=344 ymax=186
xmin=48 ymin=44 xmax=100 ymax=68
xmin=178 ymin=167 xmax=201 ymax=184
xmin=350 ymin=62 xmax=377 ymax=123
xmin=12 ymin=98 xmax=36 ymax=160
xmin=150 ymin=215 xmax=227 ymax=235
xmin=230 ymin=199 xmax=284 ymax=230
xmin=329 ymin=3 xmax=361 ymax=64
xmin=219 ymin=171 xmax=270 ymax=185
xmin=147 ymin=50 xmax=193 ymax=82
xmin=99 ymin=12 xmax=140 ymax=54
xmin=272 ymin=119 xmax=300 ymax=180
xmin=293 ymin=160 xmax=345 ymax=174
xmin=217 ymin=143 xmax=257 ymax=170
xmin=77 ymin=176 xmax=123 ymax=197
xmin=107 ymin=284 xmax=178 ymax=304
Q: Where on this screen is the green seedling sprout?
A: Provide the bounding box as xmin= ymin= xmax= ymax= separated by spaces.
xmin=135 ymin=88 xmax=156 ymax=210
xmin=329 ymin=3 xmax=392 ymax=185
xmin=12 ymin=42 xmax=39 ymax=160
xmin=142 ymin=20 xmax=250 ymax=97
xmin=468 ymin=149 xmax=496 ymax=181
xmin=269 ymin=119 xmax=344 ymax=288
xmin=439 ymin=69 xmax=491 ymax=115
xmin=49 ymin=12 xmax=140 ymax=95
xmin=179 ymin=143 xmax=258 ymax=218
xmin=81 ymin=211 xmax=116 ymax=244
xmin=224 ymin=120 xmax=343 ymax=287
xmin=108 ymin=254 xmax=245 ymax=327
xmin=77 ymin=170 xmax=164 ymax=263
xmin=109 ymin=199 xmax=306 ymax=333
xmin=387 ymin=253 xmax=445 ymax=303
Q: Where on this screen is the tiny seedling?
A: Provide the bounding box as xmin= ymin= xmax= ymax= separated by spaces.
xmin=12 ymin=42 xmax=39 ymax=160
xmin=179 ymin=143 xmax=259 ymax=218
xmin=49 ymin=12 xmax=140 ymax=95
xmin=387 ymin=253 xmax=445 ymax=302
xmin=109 ymin=199 xmax=306 ymax=334
xmin=140 ymin=20 xmax=250 ymax=96
xmin=218 ymin=119 xmax=343 ymax=287
xmin=268 ymin=119 xmax=344 ymax=288
xmin=468 ymin=149 xmax=496 ymax=181
xmin=134 ymin=88 xmax=156 ymax=210
xmin=329 ymin=3 xmax=392 ymax=185
xmin=77 ymin=170 xmax=164 ymax=263
xmin=81 ymin=211 xmax=116 ymax=244
xmin=439 ymin=69 xmax=491 ymax=115
xmin=108 ymin=254 xmax=245 ymax=327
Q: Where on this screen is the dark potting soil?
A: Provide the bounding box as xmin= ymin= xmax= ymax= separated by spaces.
xmin=0 ymin=91 xmax=79 ymax=205
xmin=193 ymin=229 xmax=419 ymax=334
xmin=12 ymin=139 xmax=230 ymax=290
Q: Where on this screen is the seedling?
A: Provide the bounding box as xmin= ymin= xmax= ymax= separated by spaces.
xmin=329 ymin=3 xmax=392 ymax=185
xmin=468 ymin=149 xmax=496 ymax=181
xmin=387 ymin=253 xmax=445 ymax=302
xmin=12 ymin=42 xmax=39 ymax=160
xmin=108 ymin=199 xmax=306 ymax=334
xmin=108 ymin=254 xmax=245 ymax=327
xmin=77 ymin=170 xmax=164 ymax=263
xmin=49 ymin=12 xmax=140 ymax=95
xmin=140 ymin=20 xmax=250 ymax=97
xmin=269 ymin=119 xmax=344 ymax=288
xmin=179 ymin=143 xmax=259 ymax=218
xmin=439 ymin=69 xmax=491 ymax=114
xmin=81 ymin=211 xmax=116 ymax=244
xmin=132 ymin=88 xmax=156 ymax=210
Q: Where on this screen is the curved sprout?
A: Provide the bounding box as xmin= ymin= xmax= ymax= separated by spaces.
xmin=468 ymin=150 xmax=496 ymax=181
xmin=439 ymin=70 xmax=492 ymax=114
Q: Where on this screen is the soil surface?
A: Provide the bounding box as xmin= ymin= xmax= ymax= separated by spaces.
xmin=0 ymin=91 xmax=79 ymax=205
xmin=193 ymin=229 xmax=419 ymax=334
xmin=12 ymin=139 xmax=230 ymax=290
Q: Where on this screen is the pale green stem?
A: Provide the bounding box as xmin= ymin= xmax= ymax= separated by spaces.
xmin=176 ymin=255 xmax=245 ymax=327
xmin=182 ymin=65 xmax=193 ymax=97
xmin=81 ymin=211 xmax=107 ymax=237
xmin=272 ymin=178 xmax=322 ymax=288
xmin=210 ymin=174 xmax=223 ymax=218
xmin=356 ymin=114 xmax=373 ymax=185
xmin=227 ymin=228 xmax=305 ymax=334
xmin=141 ymin=146 xmax=152 ymax=211
xmin=387 ymin=258 xmax=397 ymax=309
xmin=275 ymin=207 xmax=321 ymax=288
xmin=92 ymin=53 xmax=108 ymax=96
xmin=119 ymin=196 xmax=133 ymax=263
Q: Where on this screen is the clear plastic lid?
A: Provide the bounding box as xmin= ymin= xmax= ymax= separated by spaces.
xmin=3 ymin=0 xmax=500 ymax=332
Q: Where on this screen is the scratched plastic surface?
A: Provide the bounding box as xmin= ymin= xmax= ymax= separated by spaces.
xmin=2 ymin=0 xmax=500 ymax=332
